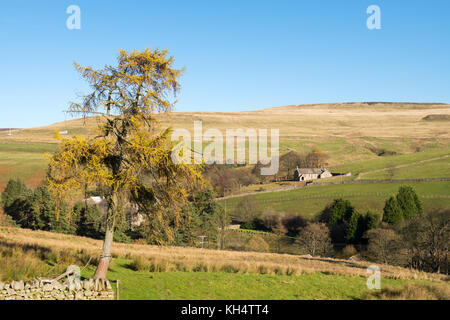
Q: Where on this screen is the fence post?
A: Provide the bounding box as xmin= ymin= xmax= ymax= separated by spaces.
xmin=116 ymin=280 xmax=120 ymax=300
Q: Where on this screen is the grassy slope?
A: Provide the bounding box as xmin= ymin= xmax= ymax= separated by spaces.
xmin=0 ymin=143 xmax=56 ymax=189
xmin=363 ymin=157 xmax=450 ymax=179
xmin=1 ymin=227 xmax=446 ymax=300
xmin=332 ymin=147 xmax=450 ymax=175
xmin=81 ymin=258 xmax=427 ymax=300
xmin=221 ymin=181 xmax=450 ymax=218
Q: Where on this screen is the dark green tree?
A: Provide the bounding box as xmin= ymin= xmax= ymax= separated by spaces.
xmin=345 ymin=209 xmax=361 ymax=243
xmin=396 ymin=186 xmax=423 ymax=219
xmin=188 ymin=190 xmax=224 ymax=246
xmin=321 ymin=198 xmax=354 ymax=225
xmin=28 ymin=186 xmax=75 ymax=233
xmin=5 ymin=196 xmax=36 ymax=229
xmin=73 ymin=202 xmax=103 ymax=239
xmin=1 ymin=179 xmax=29 ymax=208
xmin=383 ymin=196 xmax=403 ymax=224
xmin=364 ymin=211 xmax=380 ymax=230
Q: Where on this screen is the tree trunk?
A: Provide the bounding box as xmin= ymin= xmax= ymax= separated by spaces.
xmin=93 ymin=193 xmax=117 ymax=279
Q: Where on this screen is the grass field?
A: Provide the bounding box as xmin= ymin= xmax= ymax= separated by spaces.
xmin=363 ymin=157 xmax=450 ymax=180
xmin=0 ymin=143 xmax=56 ymax=190
xmin=220 ymin=181 xmax=450 ymax=219
xmin=80 ymin=258 xmax=441 ymax=300
xmin=332 ymin=147 xmax=450 ymax=176
xmin=0 ymin=227 xmax=447 ymax=300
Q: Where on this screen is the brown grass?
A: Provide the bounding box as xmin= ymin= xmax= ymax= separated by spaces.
xmin=2 ymin=103 xmax=449 ymax=144
xmin=0 ymin=226 xmax=447 ymax=282
xmin=367 ymin=283 xmax=450 ymax=300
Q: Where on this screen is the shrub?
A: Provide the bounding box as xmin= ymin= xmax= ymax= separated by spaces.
xmin=363 ymin=228 xmax=405 ymax=265
xmin=257 ymin=265 xmax=269 ymax=274
xmin=285 ymin=267 xmax=297 ymax=276
xmin=296 ymin=222 xmax=333 ymax=257
xmin=220 ymin=264 xmax=240 ymax=273
xmin=367 ymin=283 xmax=450 ymax=300
xmin=339 ymin=245 xmax=358 ymax=259
xmin=244 ymin=235 xmax=270 ymax=253
xmin=129 ymin=256 xmax=149 ymax=272
xmin=193 ymin=263 xmax=209 ymax=272
xmin=241 ymin=217 xmax=267 ymax=231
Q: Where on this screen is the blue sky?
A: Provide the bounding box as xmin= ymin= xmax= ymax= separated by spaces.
xmin=1 ymin=0 xmax=449 ymax=128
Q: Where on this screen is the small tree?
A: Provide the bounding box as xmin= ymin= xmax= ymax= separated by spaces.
xmin=364 ymin=228 xmax=405 ymax=265
xmin=215 ymin=204 xmax=231 ymax=250
xmin=73 ymin=202 xmax=103 ymax=239
xmin=296 ymin=222 xmax=333 ymax=257
xmin=364 ymin=211 xmax=380 ymax=230
xmin=279 ymin=151 xmax=303 ymax=180
xmin=47 ymin=48 xmax=203 ymax=279
xmin=396 ymin=186 xmax=423 ymax=219
xmin=345 ymin=209 xmax=361 ymax=243
xmin=183 ymin=190 xmax=227 ymax=248
xmin=1 ymin=179 xmax=29 ymax=208
xmin=321 ymin=198 xmax=354 ymax=225
xmin=305 ymin=147 xmax=328 ymax=168
xmin=321 ymin=198 xmax=369 ymax=244
xmin=401 ymin=210 xmax=449 ymax=273
xmin=382 ymin=196 xmax=403 ymax=225
xmin=263 ymin=210 xmax=287 ymax=253
xmin=33 ymin=186 xmax=75 ymax=234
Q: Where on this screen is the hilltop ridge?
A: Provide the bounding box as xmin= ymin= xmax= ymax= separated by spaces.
xmin=1 ymin=102 xmax=449 ymax=144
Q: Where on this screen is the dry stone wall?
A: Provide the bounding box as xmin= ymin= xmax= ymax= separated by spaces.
xmin=0 ymin=278 xmax=114 ymax=300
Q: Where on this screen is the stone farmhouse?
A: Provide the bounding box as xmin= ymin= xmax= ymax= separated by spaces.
xmin=293 ymin=167 xmax=332 ymax=181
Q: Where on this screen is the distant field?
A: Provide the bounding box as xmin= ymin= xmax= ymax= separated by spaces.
xmin=0 ymin=143 xmax=57 ymax=190
xmin=363 ymin=157 xmax=450 ymax=180
xmin=331 ymin=147 xmax=450 ymax=176
xmin=220 ymin=181 xmax=450 ymax=219
xmin=1 ymin=102 xmax=449 ymax=166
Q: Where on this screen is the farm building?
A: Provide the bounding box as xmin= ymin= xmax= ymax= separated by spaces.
xmin=293 ymin=167 xmax=332 ymax=181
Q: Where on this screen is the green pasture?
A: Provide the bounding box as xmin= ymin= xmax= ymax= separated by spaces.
xmin=220 ymin=181 xmax=450 ymax=219
xmin=81 ymin=258 xmax=422 ymax=300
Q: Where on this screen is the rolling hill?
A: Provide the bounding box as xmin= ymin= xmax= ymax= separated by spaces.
xmin=0 ymin=102 xmax=449 ymax=216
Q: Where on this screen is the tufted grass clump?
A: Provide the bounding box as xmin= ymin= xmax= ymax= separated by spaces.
xmin=128 ymin=256 xmax=149 ymax=272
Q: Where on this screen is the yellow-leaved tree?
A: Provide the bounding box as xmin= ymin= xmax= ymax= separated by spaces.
xmin=47 ymin=48 xmax=203 ymax=279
